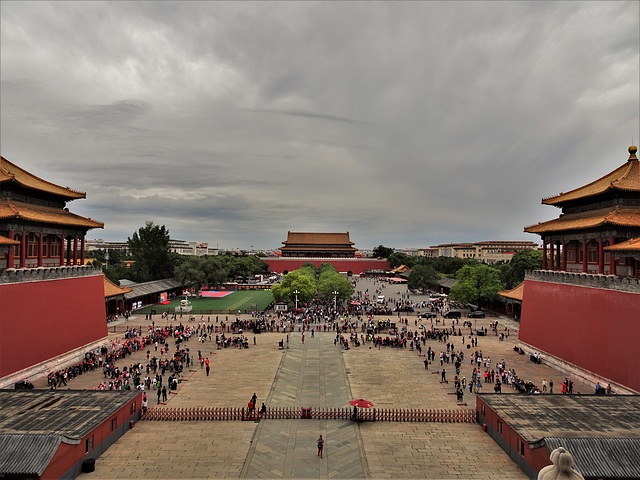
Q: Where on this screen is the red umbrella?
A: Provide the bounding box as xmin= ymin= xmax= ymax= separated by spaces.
xmin=350 ymin=399 xmax=374 ymax=408
xmin=350 ymin=301 xmax=361 ymax=306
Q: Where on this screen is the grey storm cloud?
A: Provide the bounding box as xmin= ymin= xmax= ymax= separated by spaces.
xmin=1 ymin=1 xmax=638 ymax=250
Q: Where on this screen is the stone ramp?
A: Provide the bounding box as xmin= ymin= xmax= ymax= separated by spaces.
xmin=242 ymin=332 xmax=368 ymax=478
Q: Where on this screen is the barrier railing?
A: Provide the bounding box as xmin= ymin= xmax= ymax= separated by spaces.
xmin=141 ymin=406 xmax=477 ymax=423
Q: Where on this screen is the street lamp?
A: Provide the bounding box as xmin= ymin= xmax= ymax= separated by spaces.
xmin=293 ymin=290 xmax=300 ymax=311
xmin=332 ymin=291 xmax=339 ymax=311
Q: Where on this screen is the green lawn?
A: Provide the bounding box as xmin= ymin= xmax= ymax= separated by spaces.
xmin=136 ymin=290 xmax=274 ymax=315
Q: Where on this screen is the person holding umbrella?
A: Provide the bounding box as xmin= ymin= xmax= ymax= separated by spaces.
xmin=350 ymin=399 xmax=374 ymax=423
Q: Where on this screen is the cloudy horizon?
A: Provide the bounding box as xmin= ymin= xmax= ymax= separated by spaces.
xmin=1 ymin=1 xmax=638 ymax=251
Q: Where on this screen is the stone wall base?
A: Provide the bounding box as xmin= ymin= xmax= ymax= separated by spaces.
xmin=0 ymin=335 xmax=109 ymax=389
xmin=518 ymin=340 xmax=638 ymax=395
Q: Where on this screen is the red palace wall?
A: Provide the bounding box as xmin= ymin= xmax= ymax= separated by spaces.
xmin=42 ymin=393 xmax=141 ymax=480
xmin=0 ymin=275 xmax=107 ymax=378
xmin=519 ymin=280 xmax=640 ymax=392
xmin=477 ymin=398 xmax=550 ymax=476
xmin=263 ymin=258 xmax=390 ymax=274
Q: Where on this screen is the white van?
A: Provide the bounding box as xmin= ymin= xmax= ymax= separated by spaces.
xmin=377 ymin=295 xmax=385 ymax=304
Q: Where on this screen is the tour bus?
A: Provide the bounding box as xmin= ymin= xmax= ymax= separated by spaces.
xmin=377 ymin=295 xmax=385 ymax=303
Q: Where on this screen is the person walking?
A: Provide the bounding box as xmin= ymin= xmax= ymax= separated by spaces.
xmin=317 ymin=435 xmax=324 ymax=459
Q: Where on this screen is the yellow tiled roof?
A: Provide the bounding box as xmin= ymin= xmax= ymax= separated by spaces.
xmin=104 ymin=275 xmax=133 ymax=298
xmin=0 ymin=234 xmax=20 ymax=246
xmin=524 ymin=206 xmax=640 ymax=234
xmin=392 ymin=264 xmax=412 ymax=273
xmin=498 ymin=281 xmax=524 ymax=301
xmin=0 ymin=198 xmax=104 ymax=229
xmin=0 ymin=156 xmax=86 ymax=199
xmin=282 ymin=232 xmax=355 ymax=246
xmin=542 ymin=147 xmax=640 ymax=206
xmin=604 ymin=237 xmax=640 ymax=252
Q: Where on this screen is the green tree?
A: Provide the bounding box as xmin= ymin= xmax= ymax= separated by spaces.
xmin=317 ymin=269 xmax=354 ymax=302
xmin=317 ymin=263 xmax=337 ymax=277
xmin=271 ymin=270 xmax=316 ymax=304
xmin=388 ymin=252 xmax=417 ymax=269
xmin=297 ymin=264 xmax=318 ymax=281
xmin=504 ymin=249 xmax=543 ymax=288
xmin=174 ymin=256 xmax=228 ymax=291
xmin=449 ymin=264 xmax=503 ymax=306
xmin=432 ymin=257 xmax=472 ymax=275
xmin=127 ymin=221 xmax=173 ymax=282
xmin=372 ymin=245 xmax=394 ymax=259
xmin=103 ymin=263 xmax=131 ymax=285
xmin=407 ymin=264 xmax=439 ymax=293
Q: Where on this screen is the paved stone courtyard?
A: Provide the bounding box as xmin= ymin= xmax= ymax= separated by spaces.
xmin=32 ymin=277 xmax=597 ymax=479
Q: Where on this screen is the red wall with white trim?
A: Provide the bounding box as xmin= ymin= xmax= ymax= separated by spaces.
xmin=519 ymin=280 xmax=640 ymax=392
xmin=264 ymin=258 xmax=390 ymax=274
xmin=0 ymin=275 xmax=107 ymax=378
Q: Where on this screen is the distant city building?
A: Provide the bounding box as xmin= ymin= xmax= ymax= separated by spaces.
xmin=405 ymin=241 xmax=540 ymax=263
xmin=86 ymin=239 xmax=129 ymax=254
xmin=86 ymin=239 xmax=219 ymax=256
xmin=168 ymin=240 xmax=218 ymax=256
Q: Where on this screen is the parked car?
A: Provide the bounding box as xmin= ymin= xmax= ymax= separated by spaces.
xmin=420 ymin=312 xmax=437 ymax=319
xmin=467 ymin=310 xmax=485 ymax=318
xmin=443 ymin=310 xmax=462 ymax=319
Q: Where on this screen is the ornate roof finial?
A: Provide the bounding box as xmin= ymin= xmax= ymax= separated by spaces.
xmin=629 ymin=145 xmax=638 ymax=161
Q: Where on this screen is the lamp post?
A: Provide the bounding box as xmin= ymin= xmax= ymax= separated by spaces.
xmin=333 ymin=291 xmax=339 ymax=312
xmin=293 ymin=290 xmax=300 ymax=311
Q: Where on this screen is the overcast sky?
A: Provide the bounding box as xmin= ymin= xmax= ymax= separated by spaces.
xmin=1 ymin=1 xmax=638 ymax=251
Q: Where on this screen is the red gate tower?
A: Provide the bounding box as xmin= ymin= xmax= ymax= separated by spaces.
xmin=0 ymin=156 xmax=106 ymax=385
xmin=521 ymin=145 xmax=640 ymax=392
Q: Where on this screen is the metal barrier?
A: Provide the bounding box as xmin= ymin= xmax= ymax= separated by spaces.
xmin=141 ymin=406 xmax=476 ymax=423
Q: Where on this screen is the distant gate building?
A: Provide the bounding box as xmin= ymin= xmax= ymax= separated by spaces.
xmin=278 ymin=231 xmax=358 ymax=258
xmin=265 ymin=231 xmax=389 ymax=274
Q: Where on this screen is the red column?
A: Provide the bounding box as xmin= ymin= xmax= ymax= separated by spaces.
xmin=73 ymin=236 xmax=78 ymax=265
xmin=60 ymin=235 xmax=64 ymax=267
xmin=7 ymin=230 xmax=15 ymax=268
xmin=66 ymin=237 xmax=72 ymax=266
xmin=542 ymin=241 xmax=547 ymax=270
xmin=582 ymin=239 xmax=588 ymax=273
xmin=556 ymin=243 xmax=561 ymax=270
xmin=80 ymin=235 xmax=86 ymax=265
xmin=562 ymin=240 xmax=566 ymax=271
xmin=598 ymin=238 xmax=604 ymax=274
xmin=20 ymin=233 xmax=26 ymax=268
xmin=549 ymin=241 xmax=555 ymax=271
xmin=609 ymin=237 xmax=616 ymax=275
xmin=38 ymin=233 xmax=43 ymax=267
xmin=59 ymin=236 xmax=65 ymax=266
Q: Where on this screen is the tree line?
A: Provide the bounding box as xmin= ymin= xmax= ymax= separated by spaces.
xmin=91 ymin=221 xmax=269 ymax=288
xmin=373 ymin=245 xmax=542 ymax=307
xmin=271 ymin=263 xmax=354 ymax=306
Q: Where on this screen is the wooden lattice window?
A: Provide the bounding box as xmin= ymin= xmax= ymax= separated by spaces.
xmin=27 ymin=234 xmax=38 ymax=258
xmin=587 ymin=240 xmax=598 ymax=264
xmin=49 ymin=236 xmax=61 ymax=258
